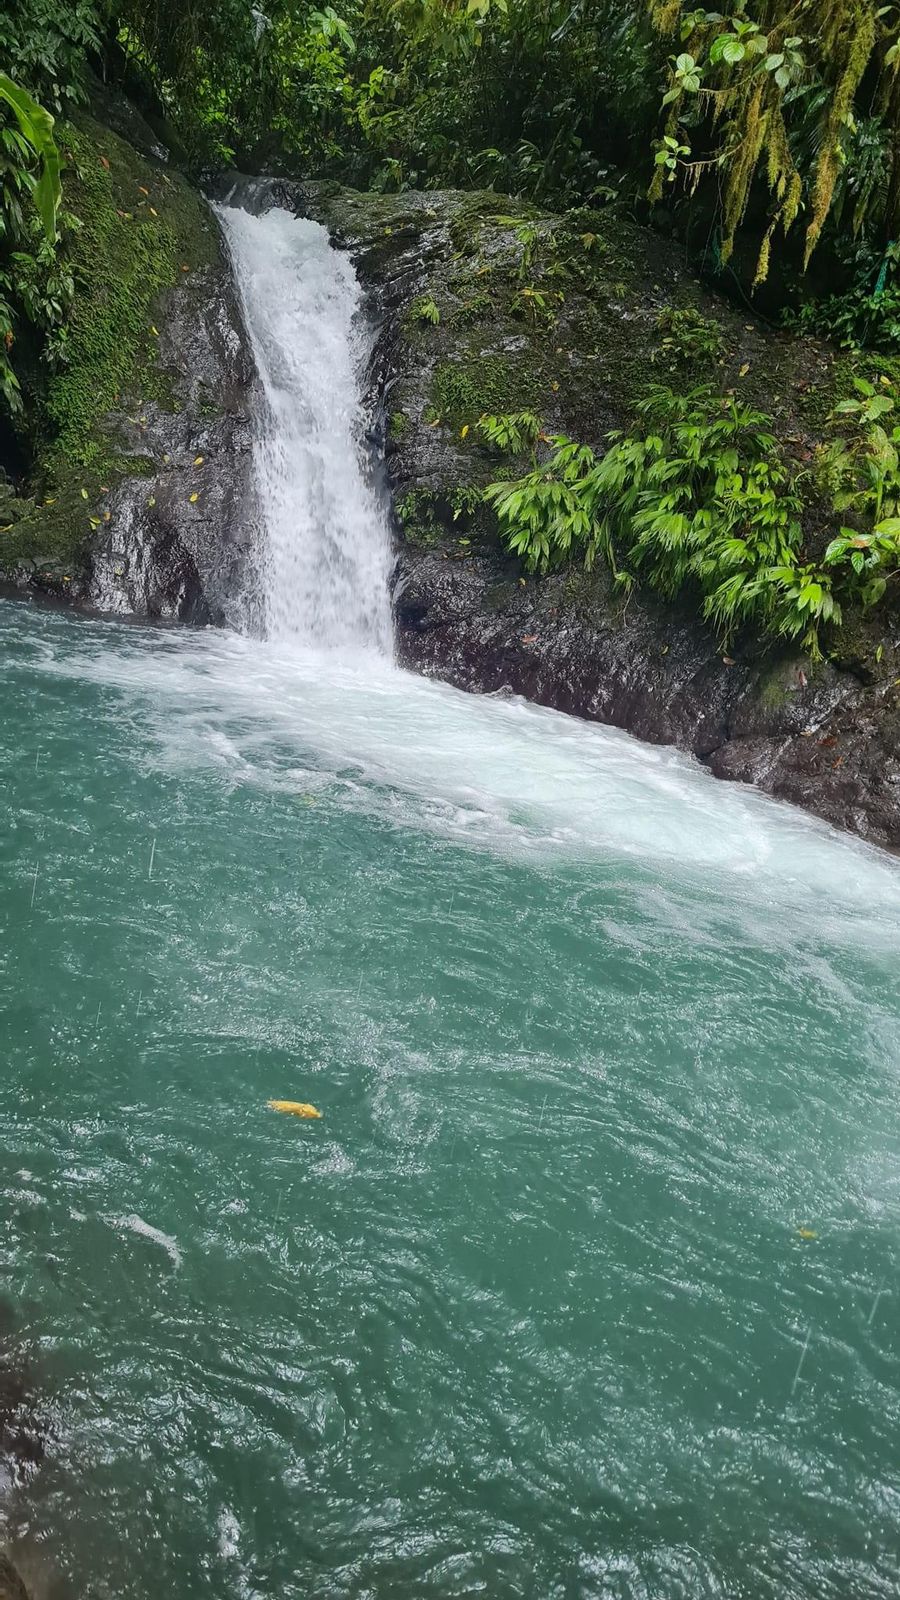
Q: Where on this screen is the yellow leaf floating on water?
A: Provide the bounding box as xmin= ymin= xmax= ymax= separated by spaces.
xmin=268 ymin=1100 xmax=322 ymax=1119
xmin=189 ymin=493 xmax=199 ymax=503
xmin=193 ymin=455 xmax=204 ymax=465
xmin=797 ymin=1228 xmax=817 ymax=1239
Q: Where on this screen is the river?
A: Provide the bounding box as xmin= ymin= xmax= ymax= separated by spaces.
xmin=1 ymin=203 xmax=900 ymax=1599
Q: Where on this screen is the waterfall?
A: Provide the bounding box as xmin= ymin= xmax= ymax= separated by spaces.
xmin=217 ymin=202 xmax=393 ymax=654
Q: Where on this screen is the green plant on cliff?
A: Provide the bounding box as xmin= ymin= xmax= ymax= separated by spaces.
xmin=820 ymin=376 xmax=900 ymax=524
xmin=478 ymin=410 xmax=542 ymax=454
xmin=0 ymin=72 xmax=67 ymax=413
xmin=649 ymin=0 xmax=900 ymax=284
xmin=818 ymin=376 xmax=900 ymax=606
xmin=410 ymin=294 xmax=441 ymax=325
xmin=653 ymin=305 xmax=724 ymax=366
xmin=486 ymin=387 xmax=845 ymax=656
xmin=783 ymin=242 xmax=900 ymax=350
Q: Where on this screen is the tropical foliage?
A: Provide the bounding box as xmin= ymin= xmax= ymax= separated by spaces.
xmin=649 ymin=0 xmax=900 ymax=283
xmin=1 ymin=0 xmax=900 ymax=660
xmin=484 ymin=383 xmax=900 ymax=657
xmin=0 ymin=71 xmax=67 ymax=413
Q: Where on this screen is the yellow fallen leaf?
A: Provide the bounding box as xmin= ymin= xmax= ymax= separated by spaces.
xmin=268 ymin=1100 xmax=322 ymax=1119
xmin=150 ymin=325 xmax=159 ymax=337
xmin=460 ymin=426 xmax=469 ymax=439
xmin=139 ymin=186 xmax=149 ymax=196
xmin=193 ymin=455 xmax=204 ymax=466
xmin=80 ymin=488 xmax=88 ymax=499
xmin=149 ymin=206 xmax=158 ymax=217
xmin=89 ymin=516 xmax=101 ymax=528
xmin=147 ymin=496 xmax=156 ymax=507
xmin=551 ymin=380 xmax=559 ymax=392
xmin=797 ymin=1227 xmax=817 ymax=1239
xmin=189 ymin=493 xmax=199 ymax=503
xmin=739 ymin=362 xmax=750 ymax=377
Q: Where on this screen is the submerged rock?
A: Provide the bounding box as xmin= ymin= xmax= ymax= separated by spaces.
xmin=0 ymin=1555 xmax=29 ymax=1600
xmin=275 ymin=179 xmax=900 ymax=849
xmin=0 ymin=1557 xmax=28 ymax=1600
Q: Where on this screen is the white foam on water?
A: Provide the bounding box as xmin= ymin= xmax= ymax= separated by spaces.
xmin=107 ymin=1213 xmax=183 ymax=1269
xmin=22 ymin=619 xmax=900 ymax=936
xmin=8 ymin=203 xmax=900 ymax=938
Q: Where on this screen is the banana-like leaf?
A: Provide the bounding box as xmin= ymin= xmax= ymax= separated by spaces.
xmin=0 ymin=73 xmax=61 ymax=240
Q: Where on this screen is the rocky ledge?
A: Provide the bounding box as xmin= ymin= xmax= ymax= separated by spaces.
xmin=275 ymin=179 xmax=900 ymax=849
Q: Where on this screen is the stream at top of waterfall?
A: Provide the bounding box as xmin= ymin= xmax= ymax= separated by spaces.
xmin=1 ymin=204 xmax=900 ymax=1600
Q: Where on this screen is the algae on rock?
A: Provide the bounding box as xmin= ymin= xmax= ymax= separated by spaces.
xmin=1 ymin=112 xmax=256 ymax=618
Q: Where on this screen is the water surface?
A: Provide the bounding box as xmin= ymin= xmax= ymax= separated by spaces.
xmin=2 ymin=604 xmax=900 ymax=1599
xmin=2 ymin=199 xmax=900 ymax=1600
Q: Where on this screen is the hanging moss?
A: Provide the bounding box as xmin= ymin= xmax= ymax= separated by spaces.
xmin=650 ymin=0 xmax=891 ymax=284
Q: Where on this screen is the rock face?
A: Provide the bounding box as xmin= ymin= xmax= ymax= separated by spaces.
xmin=0 ymin=1556 xmax=29 ymax=1600
xmin=86 ymin=255 xmax=258 ymax=625
xmin=0 ymin=112 xmax=259 ymax=626
xmin=273 ymin=179 xmax=900 ymax=849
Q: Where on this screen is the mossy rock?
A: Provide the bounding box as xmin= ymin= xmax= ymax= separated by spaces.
xmin=2 ymin=110 xmax=219 ymax=576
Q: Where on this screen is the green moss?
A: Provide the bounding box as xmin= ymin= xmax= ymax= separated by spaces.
xmin=451 ymin=292 xmax=493 ymax=325
xmin=396 ymin=488 xmax=442 ymax=548
xmin=759 ymin=670 xmax=789 ymax=710
xmin=42 ymin=114 xmax=216 ymax=472
xmin=431 ymin=356 xmax=542 ymax=428
xmin=1 ymin=112 xmax=217 ymax=572
xmin=388 ymin=410 xmax=411 ymax=441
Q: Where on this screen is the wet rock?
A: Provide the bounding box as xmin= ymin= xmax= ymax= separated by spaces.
xmin=279 ymin=179 xmax=900 ymax=849
xmin=88 ymin=257 xmax=259 ymax=625
xmin=0 ymin=113 xmax=259 ymax=626
xmin=0 ymin=1554 xmax=29 ymax=1600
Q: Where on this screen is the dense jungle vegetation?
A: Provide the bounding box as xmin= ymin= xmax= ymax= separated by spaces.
xmin=2 ymin=0 xmax=900 ymax=656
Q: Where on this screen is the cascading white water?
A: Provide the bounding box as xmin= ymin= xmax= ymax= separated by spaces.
xmin=176 ymin=200 xmax=900 ymax=922
xmin=217 ymin=203 xmax=393 ymax=653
